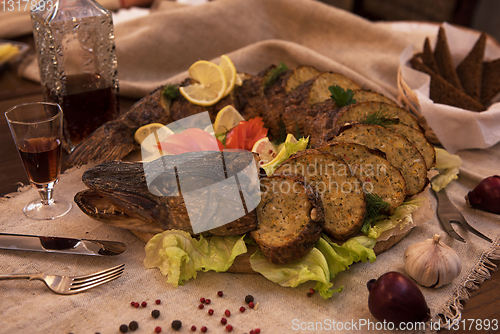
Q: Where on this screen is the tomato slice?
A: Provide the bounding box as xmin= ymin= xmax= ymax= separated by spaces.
xmin=225 ymin=117 xmax=268 ymax=151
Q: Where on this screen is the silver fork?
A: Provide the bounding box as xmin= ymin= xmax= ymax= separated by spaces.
xmin=0 ymin=263 xmax=124 ymax=294
xmin=432 ymin=188 xmax=492 ymax=243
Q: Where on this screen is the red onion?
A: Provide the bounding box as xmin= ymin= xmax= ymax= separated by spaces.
xmin=367 ymin=272 xmax=430 ymax=325
xmin=466 ymin=175 xmax=500 ymax=214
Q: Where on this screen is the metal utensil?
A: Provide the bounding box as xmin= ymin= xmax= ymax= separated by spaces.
xmin=0 ymin=233 xmax=126 ymax=256
xmin=0 ymin=263 xmax=124 ymax=295
xmin=432 ymin=188 xmax=492 ymax=243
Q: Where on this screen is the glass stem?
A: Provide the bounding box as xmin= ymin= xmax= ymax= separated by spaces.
xmin=33 ymin=181 xmax=56 ymax=205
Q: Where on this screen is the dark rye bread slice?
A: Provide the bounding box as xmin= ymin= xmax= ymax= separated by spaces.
xmin=383 ymin=123 xmax=436 ymax=170
xmin=456 ymin=32 xmax=487 ymax=101
xmin=351 ymin=90 xmax=399 ymax=106
xmin=410 ymin=56 xmax=485 ymax=111
xmin=333 ymin=101 xmax=421 ymax=130
xmin=481 ymin=59 xmax=500 ymax=105
xmin=334 ymin=124 xmax=428 ymax=197
xmin=318 ymin=141 xmax=406 ymax=214
xmin=422 ymin=37 xmax=441 ymax=75
xmin=433 ymin=26 xmax=463 ymax=90
xmin=250 ymin=174 xmax=324 ymax=265
xmin=274 ymin=149 xmax=367 ymax=241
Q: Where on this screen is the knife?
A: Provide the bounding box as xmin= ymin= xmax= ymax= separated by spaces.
xmin=0 ymin=233 xmax=126 ymax=256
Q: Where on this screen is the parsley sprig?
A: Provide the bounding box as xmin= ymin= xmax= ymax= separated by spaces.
xmin=329 ymin=85 xmax=357 ymax=107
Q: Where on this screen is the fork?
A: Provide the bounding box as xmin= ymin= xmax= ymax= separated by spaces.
xmin=0 ymin=263 xmax=124 ymax=294
xmin=432 ymin=188 xmax=492 ymax=243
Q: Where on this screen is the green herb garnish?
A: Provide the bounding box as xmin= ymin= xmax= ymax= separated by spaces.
xmin=264 ymin=62 xmax=288 ymax=89
xmin=162 ymin=84 xmax=180 ymax=100
xmin=363 ymin=110 xmax=399 ymax=126
xmin=329 ymin=85 xmax=357 ymax=107
xmin=361 ymin=193 xmax=390 ymax=234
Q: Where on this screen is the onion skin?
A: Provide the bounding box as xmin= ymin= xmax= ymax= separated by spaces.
xmin=367 ymin=272 xmax=430 ymax=325
xmin=466 ymin=175 xmax=500 ymax=214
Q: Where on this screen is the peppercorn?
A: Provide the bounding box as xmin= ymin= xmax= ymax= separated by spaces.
xmin=200 ymin=297 xmax=205 ymax=303
xmin=198 ymin=303 xmax=205 ymax=309
xmin=141 ymin=301 xmax=147 ymax=307
xmin=248 ymin=302 xmax=255 ymax=309
xmin=151 ymin=309 xmax=160 ymax=319
xmin=155 ymin=299 xmax=161 ymax=305
xmin=217 ymin=291 xmax=223 ymax=297
xmin=204 ymin=299 xmax=211 ymax=305
xmin=154 ymin=326 xmax=162 ymax=333
xmin=245 ymin=295 xmax=254 ymax=304
xmin=220 ymin=318 xmax=227 ymax=325
xmin=130 ymin=301 xmax=136 ymax=307
xmin=239 ymin=306 xmax=246 ymax=313
xmin=208 ymin=309 xmax=214 ymax=315
xmin=134 ymin=302 xmax=140 ymax=308
xmin=254 ymin=329 xmax=261 ymax=334
xmin=129 ymin=321 xmax=139 ymax=331
xmin=172 ymin=320 xmax=182 ymax=331
xmin=191 ymin=325 xmax=197 ymax=331
xmin=201 ymin=326 xmax=208 ymax=333
xmin=119 ymin=324 xmax=128 ymax=333
xmin=225 ymin=324 xmax=233 ymax=332
xmin=224 ymin=310 xmax=231 ymax=317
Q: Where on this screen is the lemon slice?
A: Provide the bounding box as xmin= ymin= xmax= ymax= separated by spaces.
xmin=235 ymin=73 xmax=244 ymax=86
xmin=135 ymin=123 xmax=174 ymax=154
xmin=252 ymin=137 xmax=278 ymax=165
xmin=213 ymin=105 xmax=244 ymax=135
xmin=219 ymin=55 xmax=237 ymax=97
xmin=179 ymin=60 xmax=227 ymax=106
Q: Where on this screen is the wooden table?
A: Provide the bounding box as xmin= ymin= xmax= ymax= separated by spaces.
xmin=1 ymin=35 xmax=499 ymax=334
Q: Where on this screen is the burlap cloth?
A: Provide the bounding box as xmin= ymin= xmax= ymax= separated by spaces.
xmin=2 ymin=0 xmax=500 ymax=333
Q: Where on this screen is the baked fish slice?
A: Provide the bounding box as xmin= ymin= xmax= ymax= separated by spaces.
xmin=383 ymin=123 xmax=435 ymax=170
xmin=274 ymin=149 xmax=367 ymax=241
xmin=318 ymin=141 xmax=406 ymax=214
xmin=334 ymin=124 xmax=428 ymax=197
xmin=334 ymin=101 xmax=421 ymax=130
xmin=250 ymin=174 xmax=324 ymax=265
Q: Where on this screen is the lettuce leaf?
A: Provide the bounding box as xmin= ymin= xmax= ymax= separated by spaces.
xmin=144 ymin=230 xmax=247 ymax=287
xmin=366 ymin=197 xmax=424 ymax=239
xmin=249 ymin=235 xmax=376 ymax=299
xmin=262 ymin=137 xmax=309 ymax=176
xmin=431 ymin=148 xmax=462 ymax=191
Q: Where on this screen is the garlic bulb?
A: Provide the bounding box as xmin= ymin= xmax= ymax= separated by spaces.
xmin=404 ymin=234 xmax=461 ymax=288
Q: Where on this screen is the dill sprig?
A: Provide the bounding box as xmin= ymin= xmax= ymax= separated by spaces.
xmin=264 ymin=62 xmax=288 ymax=90
xmin=361 ymin=193 xmax=390 ymax=234
xmin=162 ymin=84 xmax=180 ymax=100
xmin=363 ymin=110 xmax=399 ymax=126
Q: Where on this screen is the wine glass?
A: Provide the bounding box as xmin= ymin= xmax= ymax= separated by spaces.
xmin=5 ymin=102 xmax=72 ymax=220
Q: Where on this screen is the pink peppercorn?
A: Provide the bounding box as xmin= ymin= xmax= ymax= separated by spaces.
xmin=191 ymin=325 xmax=197 ymax=331
xmin=248 ymin=302 xmax=255 ymax=309
xmin=198 ymin=304 xmax=205 ymax=309
xmin=201 ymin=326 xmax=208 ymax=333
xmin=239 ymin=306 xmax=245 ymax=313
xmin=200 ymin=297 xmax=205 ymax=303
xmin=225 ymin=324 xmax=233 ymax=332
xmin=155 ymin=299 xmax=161 ymax=305
xmin=217 ymin=291 xmax=223 ymax=297
xmin=220 ymin=318 xmax=227 ymax=325
xmin=255 ymin=329 xmax=261 ymax=334
xmin=141 ymin=301 xmax=147 ymax=307
xmin=204 ymin=299 xmax=211 ymax=305
xmin=134 ymin=302 xmax=140 ymax=308
xmin=130 ymin=301 xmax=135 ymax=307
xmin=224 ymin=310 xmax=231 ymax=317
xmin=208 ymin=309 xmax=214 ymax=316
xmin=155 ymin=326 xmax=162 ymax=333
xmin=250 ymin=330 xmax=255 ymax=334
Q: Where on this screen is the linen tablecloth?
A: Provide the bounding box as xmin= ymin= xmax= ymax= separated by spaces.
xmin=2 ymin=0 xmax=500 ymax=333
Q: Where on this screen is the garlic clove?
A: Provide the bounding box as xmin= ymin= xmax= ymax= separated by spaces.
xmin=404 ymin=234 xmax=461 ymax=288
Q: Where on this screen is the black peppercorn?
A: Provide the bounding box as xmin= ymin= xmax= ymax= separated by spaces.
xmin=152 ymin=309 xmax=160 ymax=319
xmin=119 ymin=324 xmax=128 ymax=333
xmin=245 ymin=295 xmax=254 ymax=304
xmin=171 ymin=320 xmax=182 ymax=331
xmin=129 ymin=321 xmax=139 ymax=331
